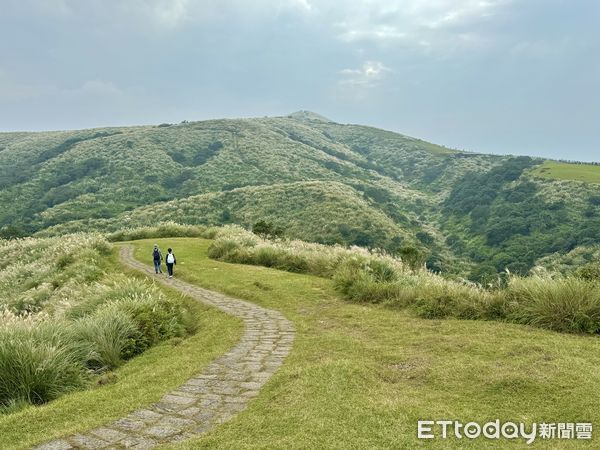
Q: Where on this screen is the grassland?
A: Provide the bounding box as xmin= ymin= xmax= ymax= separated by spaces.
xmin=532 ymin=161 xmax=600 ymax=183
xmin=120 ymin=238 xmax=600 ymax=449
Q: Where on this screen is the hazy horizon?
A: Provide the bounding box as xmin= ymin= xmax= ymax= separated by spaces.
xmin=1 ymin=0 xmax=598 ymax=162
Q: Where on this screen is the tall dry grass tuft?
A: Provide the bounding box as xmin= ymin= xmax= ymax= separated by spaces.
xmin=0 ymin=319 xmax=89 ymax=406
xmin=503 ymin=275 xmax=600 ymax=333
xmin=72 ymin=307 xmax=138 ymax=370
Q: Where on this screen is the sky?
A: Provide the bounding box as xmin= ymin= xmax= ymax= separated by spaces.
xmin=0 ymin=0 xmax=598 ymax=162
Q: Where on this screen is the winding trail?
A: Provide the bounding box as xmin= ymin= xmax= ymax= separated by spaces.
xmin=35 ymin=246 xmax=295 ymax=450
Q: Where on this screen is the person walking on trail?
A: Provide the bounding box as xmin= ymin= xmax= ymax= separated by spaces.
xmin=165 ymin=248 xmax=176 ymax=278
xmin=152 ymin=244 xmax=163 ymax=274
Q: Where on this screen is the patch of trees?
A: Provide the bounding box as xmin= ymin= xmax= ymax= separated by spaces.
xmin=445 ymin=156 xmax=537 ymax=214
xmin=33 ymin=132 xmax=117 ymax=166
xmin=353 ymin=184 xmax=392 ymax=204
xmin=0 ymin=132 xmax=117 ymax=190
xmin=442 ymin=156 xmax=600 ymax=280
xmin=167 ymin=141 xmax=223 ymax=167
xmin=421 ymin=164 xmax=446 ymax=184
xmin=162 ymin=169 xmax=194 ymax=189
xmin=589 ymin=195 xmax=600 ymax=206
xmin=416 ymin=231 xmax=435 ymax=245
xmin=252 ymin=220 xmax=284 ymax=239
xmin=43 ymin=157 xmax=107 ymax=190
xmin=0 ymin=225 xmax=26 ymax=239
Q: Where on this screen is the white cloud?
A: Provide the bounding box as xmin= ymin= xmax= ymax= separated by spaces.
xmin=291 ymin=0 xmax=312 ymax=12
xmin=151 ymin=0 xmax=190 ymax=28
xmin=321 ymin=0 xmax=513 ymax=53
xmin=339 ymin=61 xmax=391 ymax=88
xmin=336 ymin=24 xmax=407 ymax=42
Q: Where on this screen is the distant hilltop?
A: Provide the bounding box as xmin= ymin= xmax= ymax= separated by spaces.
xmin=286 ymin=110 xmax=333 ymax=122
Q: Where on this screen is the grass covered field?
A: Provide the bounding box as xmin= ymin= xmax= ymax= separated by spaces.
xmin=532 ymin=160 xmax=600 ymax=183
xmin=121 ymin=238 xmax=600 ymax=449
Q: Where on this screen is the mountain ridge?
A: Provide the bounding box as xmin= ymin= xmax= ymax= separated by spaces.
xmin=2 ymin=113 xmax=599 ymax=280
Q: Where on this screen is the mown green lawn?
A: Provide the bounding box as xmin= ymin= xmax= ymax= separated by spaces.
xmin=0 ymin=248 xmax=243 ymax=450
xmin=532 ymin=161 xmax=600 ymax=183
xmin=130 ymin=238 xmax=600 ymax=449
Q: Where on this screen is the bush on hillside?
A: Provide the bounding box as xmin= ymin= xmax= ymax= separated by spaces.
xmin=502 ymin=275 xmax=600 ymax=334
xmin=252 ymin=220 xmax=284 ymax=239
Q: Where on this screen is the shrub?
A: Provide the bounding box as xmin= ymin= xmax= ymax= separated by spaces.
xmin=333 ymin=258 xmax=409 ymax=304
xmin=208 ymin=226 xmax=600 ymax=335
xmin=0 ymin=321 xmax=89 ymax=406
xmin=207 ymin=239 xmax=244 ymax=260
xmin=252 ymin=220 xmax=284 ymax=239
xmin=576 ymin=262 xmax=600 ymax=281
xmin=111 ymin=294 xmax=196 ymax=358
xmin=411 ymin=282 xmax=490 ymax=320
xmin=503 ymin=276 xmax=600 ymax=334
xmin=255 ymin=247 xmax=287 ymax=268
xmin=72 ymin=307 xmax=138 ymax=370
xmin=367 ymin=259 xmax=398 ymax=283
xmin=66 ymin=277 xmax=154 ymax=319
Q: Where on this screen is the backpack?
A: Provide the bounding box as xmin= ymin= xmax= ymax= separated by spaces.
xmin=153 ymin=249 xmax=160 ymax=261
xmin=167 ymin=253 xmax=175 ymax=264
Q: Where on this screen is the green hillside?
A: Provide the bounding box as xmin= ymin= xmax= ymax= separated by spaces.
xmin=1 ymin=112 xmax=599 ymax=280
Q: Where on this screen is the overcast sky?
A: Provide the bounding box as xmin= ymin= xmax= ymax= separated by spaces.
xmin=1 ymin=0 xmax=598 ymax=161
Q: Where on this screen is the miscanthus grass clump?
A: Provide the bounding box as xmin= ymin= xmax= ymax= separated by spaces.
xmin=0 ymin=235 xmax=196 ymax=410
xmin=209 ymin=227 xmax=600 ymax=335
xmin=502 ymin=274 xmax=600 ymax=334
xmin=0 ymin=233 xmax=111 ymax=315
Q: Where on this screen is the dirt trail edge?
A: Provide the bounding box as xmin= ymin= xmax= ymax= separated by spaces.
xmin=34 ymin=245 xmax=295 ymax=450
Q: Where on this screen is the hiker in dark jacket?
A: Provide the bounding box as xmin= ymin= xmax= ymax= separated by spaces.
xmin=165 ymin=248 xmax=176 ymax=278
xmin=152 ymin=244 xmax=163 ymax=274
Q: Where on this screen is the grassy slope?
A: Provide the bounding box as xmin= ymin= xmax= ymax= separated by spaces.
xmin=0 ymin=117 xmax=434 ymax=233
xmin=41 ymin=181 xmax=418 ymax=248
xmin=532 ymin=161 xmax=600 ymax=183
xmin=0 ymin=248 xmax=243 ymax=449
xmin=117 ymin=238 xmax=600 ymax=449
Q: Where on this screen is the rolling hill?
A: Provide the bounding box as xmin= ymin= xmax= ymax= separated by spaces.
xmin=2 ymin=112 xmax=599 ymax=280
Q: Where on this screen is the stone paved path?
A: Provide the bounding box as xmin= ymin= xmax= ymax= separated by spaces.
xmin=34 ymin=246 xmax=294 ymax=450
